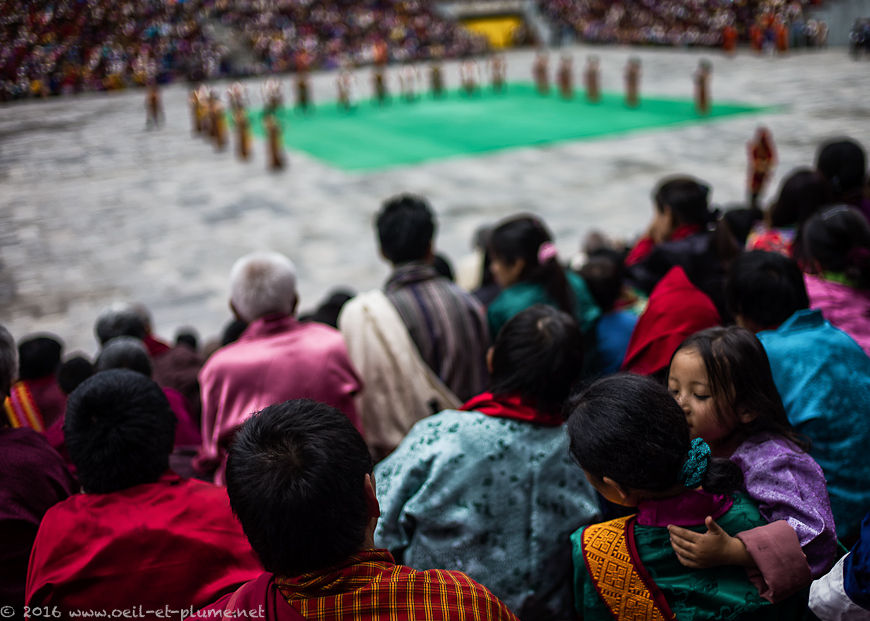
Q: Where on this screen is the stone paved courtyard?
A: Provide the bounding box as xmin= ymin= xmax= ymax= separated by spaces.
xmin=1 ymin=45 xmax=868 ymax=353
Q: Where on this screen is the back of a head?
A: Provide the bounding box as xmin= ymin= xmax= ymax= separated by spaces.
xmin=376 ymin=194 xmax=436 ymax=265
xmin=489 ymin=305 xmax=583 ymax=415
xmin=654 ymin=176 xmax=712 ymax=227
xmin=489 ymin=214 xmax=551 ymax=270
xmin=768 ymin=168 xmax=830 ymax=228
xmin=226 ymin=399 xmax=373 ymax=577
xmin=726 ymin=251 xmax=809 ymax=330
xmin=95 ymin=336 xmax=153 ymax=377
xmin=57 ymin=355 xmax=94 ymax=396
xmin=229 ymin=251 xmax=298 ymax=323
xmin=579 ymin=252 xmax=624 ymax=312
xmin=94 ymin=304 xmax=148 ymax=345
xmin=17 ymin=334 xmax=63 ymax=380
xmin=800 ymin=205 xmax=870 ymax=289
xmin=0 ymin=324 xmax=17 ymax=398
xmin=65 ymin=369 xmax=175 ymax=494
xmin=567 ymin=374 xmax=742 ymax=495
xmin=816 ymin=138 xmax=867 ymax=197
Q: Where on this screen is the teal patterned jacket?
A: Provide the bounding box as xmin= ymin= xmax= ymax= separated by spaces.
xmin=374 ymin=409 xmax=601 ymax=619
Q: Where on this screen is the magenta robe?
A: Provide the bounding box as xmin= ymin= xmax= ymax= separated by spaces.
xmin=26 ymin=472 xmax=261 ymax=614
xmin=0 ymin=427 xmax=76 ymax=611
xmin=804 ymin=273 xmax=870 ymax=357
xmin=195 ymin=315 xmax=361 ymax=484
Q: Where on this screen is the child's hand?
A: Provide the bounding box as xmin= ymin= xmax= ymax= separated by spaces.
xmin=667 ymin=516 xmax=754 ymax=569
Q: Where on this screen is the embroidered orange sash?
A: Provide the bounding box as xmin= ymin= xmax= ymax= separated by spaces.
xmin=582 ymin=516 xmax=674 ymax=621
xmin=3 ymin=381 xmax=46 ymax=432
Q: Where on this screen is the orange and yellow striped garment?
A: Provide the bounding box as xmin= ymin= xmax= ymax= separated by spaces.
xmin=276 ymin=549 xmax=519 ymax=621
xmin=4 ymin=380 xmax=45 ymax=431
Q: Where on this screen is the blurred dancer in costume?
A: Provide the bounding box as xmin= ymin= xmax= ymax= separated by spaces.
xmin=748 ymin=127 xmax=777 ymax=209
xmin=584 ymin=56 xmax=601 ymax=103
xmin=625 ymin=57 xmax=641 ymax=108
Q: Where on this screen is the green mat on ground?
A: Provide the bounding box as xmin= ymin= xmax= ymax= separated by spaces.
xmin=248 ymin=83 xmax=767 ymax=171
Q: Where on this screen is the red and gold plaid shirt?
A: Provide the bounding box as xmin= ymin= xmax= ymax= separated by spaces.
xmin=275 ymin=549 xmax=519 ymax=621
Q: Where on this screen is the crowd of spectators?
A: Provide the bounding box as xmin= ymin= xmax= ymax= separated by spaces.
xmin=538 ymin=0 xmax=827 ymax=48
xmin=0 ymin=0 xmax=488 ymax=101
xmin=2 ymin=132 xmax=870 ymax=617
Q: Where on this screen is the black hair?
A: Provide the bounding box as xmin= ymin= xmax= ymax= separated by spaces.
xmin=221 ymin=318 xmax=249 ymax=346
xmin=816 ymin=138 xmax=867 ymax=198
xmin=799 ymin=205 xmax=870 ymax=290
xmin=65 ymin=369 xmax=175 ymax=494
xmin=17 ymin=334 xmax=63 ymax=380
xmin=376 ymin=194 xmax=436 ymax=264
xmin=653 ymin=177 xmax=713 ymax=227
xmin=672 ymin=327 xmax=808 ymax=451
xmin=300 ymin=289 xmax=355 ymax=328
xmin=95 ymin=337 xmax=153 ymax=377
xmin=94 ymin=308 xmax=148 ymax=345
xmin=768 ymin=168 xmax=830 ymax=228
xmin=488 ymin=214 xmax=574 ymax=315
xmin=725 ymin=251 xmax=809 ymax=329
xmin=567 ymin=374 xmax=742 ymax=495
xmin=432 ymin=253 xmax=455 ymax=281
xmin=578 ymin=251 xmax=625 ymax=312
xmin=57 ymin=355 xmax=94 ymax=396
xmin=226 ymin=399 xmax=373 ymax=577
xmin=174 ymin=328 xmax=199 ymax=352
xmin=489 ymin=305 xmax=583 ymax=416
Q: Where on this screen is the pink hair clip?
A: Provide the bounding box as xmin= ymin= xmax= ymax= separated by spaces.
xmin=537 ymin=241 xmax=558 ymax=264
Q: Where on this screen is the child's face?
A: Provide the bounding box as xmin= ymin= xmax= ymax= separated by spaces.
xmin=668 ymin=348 xmax=731 ymax=450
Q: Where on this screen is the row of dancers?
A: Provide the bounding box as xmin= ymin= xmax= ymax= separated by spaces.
xmin=166 ymin=55 xmax=714 ymax=171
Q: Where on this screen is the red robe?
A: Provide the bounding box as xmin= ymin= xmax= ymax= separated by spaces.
xmin=26 ymin=472 xmax=262 ymax=616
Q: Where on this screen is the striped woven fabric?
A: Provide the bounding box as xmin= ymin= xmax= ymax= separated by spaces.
xmin=4 ymin=381 xmax=45 ymax=432
xmin=276 ymin=549 xmax=518 ymax=621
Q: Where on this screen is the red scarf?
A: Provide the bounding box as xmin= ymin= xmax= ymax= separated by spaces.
xmin=460 ymin=392 xmax=564 ymax=427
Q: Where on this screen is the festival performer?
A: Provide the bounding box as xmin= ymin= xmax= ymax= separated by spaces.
xmin=748 ymin=127 xmax=777 ymax=208
xmin=145 ymin=81 xmax=163 ymax=129
xmin=584 ymin=55 xmax=601 ymax=103
xmin=490 ymin=53 xmax=507 ymax=93
xmin=723 ymin=23 xmax=738 ymax=55
xmin=263 ymin=80 xmax=285 ymax=171
xmin=429 ymin=61 xmax=445 ymax=98
xmin=227 ymin=83 xmax=250 ymax=161
xmin=373 ymin=38 xmax=390 ymax=105
xmin=459 ymin=58 xmax=479 ymax=96
xmin=196 ymin=84 xmax=211 ymax=137
xmin=294 ymin=52 xmax=311 ymax=112
xmin=750 ymin=21 xmax=764 ymax=53
xmin=336 ymin=62 xmax=357 ymax=111
xmin=775 ymin=17 xmax=789 ymax=54
xmin=625 ymin=57 xmax=641 ymax=107
xmin=694 ymin=59 xmax=712 ymax=115
xmin=568 ymin=374 xmax=808 ymax=619
xmin=189 ymin=87 xmax=203 ymax=135
xmin=209 ymin=89 xmax=227 ymax=151
xmin=557 ymin=54 xmax=573 ymax=99
xmin=399 ymin=64 xmax=420 ymax=102
xmin=533 ymin=50 xmax=550 ymax=95
xmin=667 ymin=327 xmax=837 ymax=596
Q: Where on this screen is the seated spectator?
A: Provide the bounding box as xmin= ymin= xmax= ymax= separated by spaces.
xmin=3 ymin=334 xmax=65 ymax=431
xmin=197 ymin=251 xmax=361 ymax=483
xmin=810 ymin=512 xmax=870 ymax=619
xmin=626 ymin=176 xmax=739 ymax=319
xmin=815 ymin=138 xmax=870 ymax=222
xmin=798 ymin=205 xmax=870 ymax=356
xmin=0 ymin=325 xmax=76 ymax=618
xmin=95 ymin=337 xmax=201 ymax=451
xmin=375 ymin=305 xmax=600 ymax=618
xmin=486 ymin=214 xmax=600 ymax=340
xmin=25 ymin=369 xmax=261 ymax=613
xmin=339 ymin=195 xmax=486 ymax=459
xmin=579 ymin=251 xmax=639 ymax=375
xmin=567 ymin=374 xmax=807 ymax=619
xmin=621 ymin=265 xmax=720 ymax=380
xmin=195 ymin=399 xmax=518 ymax=621
xmin=746 ymin=168 xmax=829 ymax=255
xmin=726 ymin=250 xmax=870 ymax=543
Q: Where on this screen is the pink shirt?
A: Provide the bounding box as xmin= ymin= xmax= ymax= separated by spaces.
xmin=804 ymin=273 xmax=870 ymax=357
xmin=196 ymin=315 xmax=362 ymax=483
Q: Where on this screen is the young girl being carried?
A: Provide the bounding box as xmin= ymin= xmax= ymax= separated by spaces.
xmin=568 ymin=374 xmax=806 ymax=619
xmin=666 ymin=326 xmax=838 ymax=600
